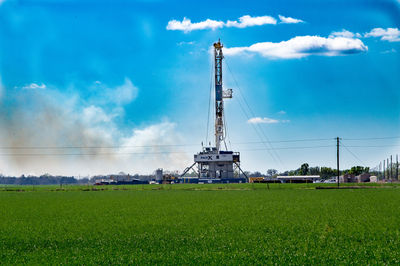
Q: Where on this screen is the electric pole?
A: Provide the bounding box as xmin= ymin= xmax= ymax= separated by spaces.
xmin=383 ymin=160 xmax=386 ymax=180
xmin=387 ymin=158 xmax=389 ymax=180
xmin=390 ymin=155 xmax=393 ymax=180
xmin=337 ymin=137 xmax=340 ymax=187
xmin=396 ymin=155 xmax=399 ymax=181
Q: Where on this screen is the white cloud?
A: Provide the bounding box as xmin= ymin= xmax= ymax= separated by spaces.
xmin=22 ymin=83 xmax=46 ymax=90
xmin=278 ymin=110 xmax=286 ymax=115
xmin=364 ymin=27 xmax=400 ymax=42
xmin=329 ymin=29 xmax=361 ymax=38
xmin=177 ymin=41 xmax=195 ymax=46
xmin=226 ymin=15 xmax=276 ymax=28
xmin=166 ymin=15 xmax=282 ymax=32
xmin=248 ymin=117 xmax=279 ymax=124
xmin=224 ymin=35 xmax=368 ymax=59
xmin=381 ymin=48 xmax=397 ymax=54
xmin=111 ymin=78 xmax=138 ymax=105
xmin=166 ymin=17 xmax=224 ymax=33
xmin=278 ymin=15 xmax=304 ymax=24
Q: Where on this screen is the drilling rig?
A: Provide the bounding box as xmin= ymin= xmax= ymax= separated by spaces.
xmin=181 ymin=40 xmax=247 ymax=181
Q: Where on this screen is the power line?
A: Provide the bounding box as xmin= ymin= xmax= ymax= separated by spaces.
xmin=224 ymin=58 xmax=283 ymax=166
xmin=343 ymin=136 xmax=400 ymax=141
xmin=0 ymin=145 xmax=336 ymax=156
xmin=234 ymin=138 xmax=334 ymax=144
xmin=340 ymin=141 xmax=367 ymax=166
xmin=205 ymin=58 xmax=214 ymax=145
xmin=242 ymin=145 xmax=334 ymax=151
xmin=344 ymin=144 xmax=400 ymax=148
xmin=225 ymin=77 xmax=280 ymax=163
xmin=0 ymin=139 xmax=398 ymax=150
xmin=0 ymin=144 xmax=199 ymax=149
xmin=0 ymin=151 xmax=187 ymax=156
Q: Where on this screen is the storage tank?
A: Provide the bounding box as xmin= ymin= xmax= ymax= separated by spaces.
xmin=155 ymin=168 xmax=163 ymax=182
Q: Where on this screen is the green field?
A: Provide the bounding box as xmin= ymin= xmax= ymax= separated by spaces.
xmin=0 ymin=183 xmax=399 ymax=264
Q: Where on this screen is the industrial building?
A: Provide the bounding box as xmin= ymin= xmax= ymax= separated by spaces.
xmin=339 ymin=173 xmax=371 ymax=183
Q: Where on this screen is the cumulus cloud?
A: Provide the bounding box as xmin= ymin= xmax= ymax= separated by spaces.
xmin=364 ymin=27 xmax=400 ymax=42
xmin=278 ymin=15 xmax=304 ymax=24
xmin=0 ymin=82 xmax=189 ymax=176
xmin=223 ymin=35 xmax=368 ymax=59
xmin=329 ymin=29 xmax=361 ymax=38
xmin=22 ymin=83 xmax=46 ymax=90
xmin=166 ymin=15 xmax=282 ymax=32
xmin=248 ymin=117 xmax=279 ymax=124
xmin=166 ymin=17 xmax=224 ymax=33
xmin=177 ymin=41 xmax=195 ymax=46
xmin=226 ymin=15 xmax=276 ymax=28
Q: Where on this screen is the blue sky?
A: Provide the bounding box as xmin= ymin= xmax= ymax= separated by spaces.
xmin=0 ymin=0 xmax=399 ymax=175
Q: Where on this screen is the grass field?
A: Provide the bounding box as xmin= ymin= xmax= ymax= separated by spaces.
xmin=0 ymin=183 xmax=399 ymax=264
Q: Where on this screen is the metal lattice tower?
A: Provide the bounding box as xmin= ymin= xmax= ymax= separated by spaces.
xmin=213 ymin=40 xmax=232 ymax=151
xmin=214 ymin=40 xmax=224 ymax=151
xmin=181 ymin=39 xmax=247 ymax=181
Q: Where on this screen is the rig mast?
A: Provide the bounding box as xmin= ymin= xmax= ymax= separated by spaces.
xmin=214 ymin=40 xmax=225 ymax=151
xmin=188 ymin=40 xmax=242 ymax=180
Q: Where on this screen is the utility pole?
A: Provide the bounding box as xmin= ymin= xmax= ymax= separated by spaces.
xmin=387 ymin=158 xmax=389 ymax=180
xmin=390 ymin=155 xmax=393 ymax=180
xmin=383 ymin=160 xmax=386 ymax=180
xmin=396 ymin=154 xmax=399 ymax=181
xmin=337 ymin=137 xmax=340 ymax=187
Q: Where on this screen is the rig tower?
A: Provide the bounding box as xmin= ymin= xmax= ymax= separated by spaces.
xmin=181 ymin=40 xmax=246 ymax=180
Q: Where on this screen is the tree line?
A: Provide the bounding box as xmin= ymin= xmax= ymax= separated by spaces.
xmin=0 ymin=164 xmax=373 ymax=185
xmin=243 ymin=164 xmax=371 ymax=179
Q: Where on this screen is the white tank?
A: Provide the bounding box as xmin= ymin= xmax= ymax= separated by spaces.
xmin=155 ymin=168 xmax=163 ymax=181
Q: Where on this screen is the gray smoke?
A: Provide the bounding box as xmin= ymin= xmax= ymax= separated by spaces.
xmin=0 ymin=82 xmax=190 ymax=176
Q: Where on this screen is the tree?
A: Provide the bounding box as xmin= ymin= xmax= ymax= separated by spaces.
xmin=348 ymin=166 xmax=365 ymax=176
xmin=300 ymin=163 xmax=309 ymax=175
xmin=309 ymin=166 xmax=320 ymax=175
xmin=249 ymin=171 xmax=262 ymax=177
xmin=320 ymin=167 xmax=336 ymax=179
xmin=266 ymin=169 xmax=278 ymax=177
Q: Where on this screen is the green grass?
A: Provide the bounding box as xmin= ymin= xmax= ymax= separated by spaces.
xmin=0 ymin=183 xmax=399 ymax=264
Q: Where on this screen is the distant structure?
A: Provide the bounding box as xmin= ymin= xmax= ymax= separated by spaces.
xmin=277 ymin=175 xmax=320 ymax=183
xmin=155 ymin=168 xmax=163 ymax=182
xmin=181 ymin=40 xmax=247 ymax=181
xmin=340 ymin=173 xmax=371 ymax=183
